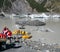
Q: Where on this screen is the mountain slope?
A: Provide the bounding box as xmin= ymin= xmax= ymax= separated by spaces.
xmin=0 ymin=0 xmax=60 ymax=14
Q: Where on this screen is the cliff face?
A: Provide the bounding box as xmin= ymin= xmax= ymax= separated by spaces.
xmin=0 ymin=0 xmax=60 ymax=14
xmin=11 ymin=0 xmax=33 ymax=14
xmin=44 ymin=0 xmax=60 ymax=13
xmin=0 ymin=0 xmax=35 ymax=14
xmin=35 ymin=0 xmax=60 ymax=13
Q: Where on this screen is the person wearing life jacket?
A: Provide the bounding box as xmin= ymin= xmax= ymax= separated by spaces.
xmin=2 ymin=27 xmax=8 ymax=34
xmin=2 ymin=27 xmax=12 ymax=43
xmin=2 ymin=27 xmax=12 ymax=38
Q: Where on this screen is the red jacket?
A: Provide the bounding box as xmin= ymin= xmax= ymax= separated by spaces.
xmin=7 ymin=30 xmax=12 ymax=37
xmin=2 ymin=27 xmax=12 ymax=38
xmin=0 ymin=33 xmax=6 ymax=39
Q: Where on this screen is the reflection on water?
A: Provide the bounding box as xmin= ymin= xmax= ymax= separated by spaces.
xmin=50 ymin=17 xmax=60 ymax=22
